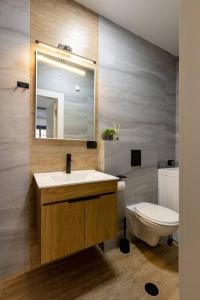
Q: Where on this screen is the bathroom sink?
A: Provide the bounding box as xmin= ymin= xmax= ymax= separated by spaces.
xmin=34 ymin=170 xmax=118 ymax=189
xmin=50 ymin=172 xmax=92 ymax=184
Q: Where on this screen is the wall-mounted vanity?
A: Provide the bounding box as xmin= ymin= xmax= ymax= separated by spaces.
xmin=34 ymin=170 xmax=118 ymax=264
xmin=33 ymin=43 xmax=108 ymax=265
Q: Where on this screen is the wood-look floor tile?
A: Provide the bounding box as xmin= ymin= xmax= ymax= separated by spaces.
xmin=0 ymin=241 xmax=178 ymax=300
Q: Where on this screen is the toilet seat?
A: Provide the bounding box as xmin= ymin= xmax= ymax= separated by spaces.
xmin=127 ymin=202 xmax=179 ymax=226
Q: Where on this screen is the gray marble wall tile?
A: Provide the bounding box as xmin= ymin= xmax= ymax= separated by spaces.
xmin=0 ymin=229 xmax=29 ymax=277
xmin=117 ymin=167 xmax=158 ymax=228
xmin=176 ymin=60 xmax=179 ymax=163
xmin=99 ymin=17 xmax=177 ymax=230
xmin=0 ymin=0 xmax=30 ymax=278
xmin=103 ymin=141 xmax=158 ymax=229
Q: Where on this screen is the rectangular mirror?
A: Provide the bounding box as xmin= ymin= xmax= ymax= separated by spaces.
xmin=35 ymin=51 xmax=96 ymax=140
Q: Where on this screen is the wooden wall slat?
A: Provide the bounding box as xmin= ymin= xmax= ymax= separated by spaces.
xmin=30 ymin=0 xmax=99 ymax=174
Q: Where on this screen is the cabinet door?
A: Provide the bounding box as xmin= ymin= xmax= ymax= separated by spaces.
xmin=85 ymin=193 xmax=117 ymax=248
xmin=41 ymin=200 xmax=84 ymax=263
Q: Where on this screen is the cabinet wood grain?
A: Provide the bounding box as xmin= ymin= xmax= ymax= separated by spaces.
xmin=41 ymin=181 xmax=117 ymax=204
xmin=85 ymin=193 xmax=117 ymax=248
xmin=37 ymin=181 xmax=118 ymax=264
xmin=41 ymin=200 xmax=85 ymax=263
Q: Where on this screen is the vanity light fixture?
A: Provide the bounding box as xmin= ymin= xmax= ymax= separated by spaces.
xmin=37 ymin=54 xmax=86 ymax=76
xmin=35 ymin=40 xmax=96 ymax=65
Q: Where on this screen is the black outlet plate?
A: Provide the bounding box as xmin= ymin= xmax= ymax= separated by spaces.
xmin=87 ymin=141 xmax=97 ymax=149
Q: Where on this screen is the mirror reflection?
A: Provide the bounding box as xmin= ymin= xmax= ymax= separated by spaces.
xmin=36 ymin=51 xmax=96 ymax=140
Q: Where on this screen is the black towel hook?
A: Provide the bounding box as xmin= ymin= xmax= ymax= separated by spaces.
xmin=17 ymin=81 xmax=29 ymax=89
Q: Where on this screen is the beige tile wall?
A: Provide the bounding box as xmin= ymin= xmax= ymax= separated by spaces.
xmin=30 ymin=0 xmax=99 ymax=175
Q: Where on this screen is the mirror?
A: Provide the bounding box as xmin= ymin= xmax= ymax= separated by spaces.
xmin=35 ymin=51 xmax=96 ymax=140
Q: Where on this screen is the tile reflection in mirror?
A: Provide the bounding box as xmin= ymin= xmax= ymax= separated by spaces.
xmin=36 ymin=51 xmax=96 ymax=141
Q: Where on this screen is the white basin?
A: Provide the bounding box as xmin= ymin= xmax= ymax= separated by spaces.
xmin=51 ymin=173 xmax=89 ymax=183
xmin=34 ymin=170 xmax=119 ymax=189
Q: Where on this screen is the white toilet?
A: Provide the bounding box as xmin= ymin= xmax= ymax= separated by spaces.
xmin=126 ymin=202 xmax=179 ymax=246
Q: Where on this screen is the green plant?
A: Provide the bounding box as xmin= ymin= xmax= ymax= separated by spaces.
xmin=102 ymin=128 xmax=116 ymax=140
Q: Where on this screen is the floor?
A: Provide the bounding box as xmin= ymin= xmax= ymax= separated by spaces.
xmin=0 ymin=240 xmax=178 ymax=300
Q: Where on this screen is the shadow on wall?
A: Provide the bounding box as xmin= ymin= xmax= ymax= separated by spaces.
xmin=102 ymin=140 xmax=173 ymax=230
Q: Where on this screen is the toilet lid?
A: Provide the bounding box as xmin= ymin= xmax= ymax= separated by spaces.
xmin=134 ymin=202 xmax=179 ymax=226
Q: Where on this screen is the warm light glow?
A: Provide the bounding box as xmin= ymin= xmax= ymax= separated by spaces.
xmin=37 ymin=42 xmax=71 ymax=58
xmin=37 ymin=41 xmax=95 ymax=65
xmin=69 ymin=55 xmax=95 ymax=66
xmin=37 ymin=54 xmax=86 ymax=76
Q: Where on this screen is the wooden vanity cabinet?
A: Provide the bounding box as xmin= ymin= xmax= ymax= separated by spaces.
xmin=36 ymin=181 xmax=118 ymax=264
xmin=41 ymin=200 xmax=85 ymax=263
xmin=85 ymin=193 xmax=117 ymax=248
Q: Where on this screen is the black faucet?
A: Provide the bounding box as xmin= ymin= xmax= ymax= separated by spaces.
xmin=66 ymin=154 xmax=72 ymax=173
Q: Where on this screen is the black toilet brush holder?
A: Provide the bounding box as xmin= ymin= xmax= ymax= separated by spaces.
xmin=120 ymin=217 xmax=130 ymax=254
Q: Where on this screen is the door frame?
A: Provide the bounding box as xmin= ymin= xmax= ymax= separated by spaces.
xmin=36 ymin=88 xmax=64 ymax=139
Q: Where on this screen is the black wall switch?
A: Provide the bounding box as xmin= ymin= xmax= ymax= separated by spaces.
xmin=131 ymin=150 xmax=141 ymax=166
xmin=87 ymin=141 xmax=97 ymax=149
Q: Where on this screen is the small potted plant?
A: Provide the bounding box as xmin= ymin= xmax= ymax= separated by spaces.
xmin=101 ymin=128 xmax=116 ymax=140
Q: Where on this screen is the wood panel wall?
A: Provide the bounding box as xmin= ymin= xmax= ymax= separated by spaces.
xmin=29 ymin=0 xmax=99 ymax=272
xmin=30 ymin=0 xmax=99 ymax=174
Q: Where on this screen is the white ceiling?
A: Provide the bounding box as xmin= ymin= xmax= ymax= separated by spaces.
xmin=76 ymin=0 xmax=179 ymax=56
